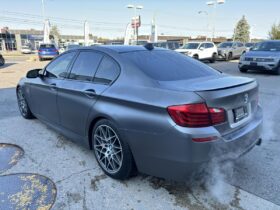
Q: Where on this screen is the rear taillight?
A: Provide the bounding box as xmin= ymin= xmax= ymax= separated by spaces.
xmin=167 ymin=103 xmax=225 ymax=128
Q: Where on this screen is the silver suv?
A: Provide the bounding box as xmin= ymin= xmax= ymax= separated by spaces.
xmin=218 ymin=41 xmax=247 ymax=60
xmin=239 ymin=40 xmax=280 ymax=75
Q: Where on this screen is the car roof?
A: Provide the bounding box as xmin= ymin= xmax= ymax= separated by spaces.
xmin=76 ymin=45 xmax=166 ymax=53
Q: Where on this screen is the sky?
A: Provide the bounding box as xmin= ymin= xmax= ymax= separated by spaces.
xmin=0 ymin=0 xmax=280 ymax=39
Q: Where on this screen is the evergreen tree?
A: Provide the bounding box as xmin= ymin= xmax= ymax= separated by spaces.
xmin=233 ymin=15 xmax=250 ymax=42
xmin=268 ymin=23 xmax=280 ymax=40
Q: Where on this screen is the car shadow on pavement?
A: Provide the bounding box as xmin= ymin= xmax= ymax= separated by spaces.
xmin=0 ymin=63 xmax=17 ymax=69
xmin=0 ymin=143 xmax=57 ymax=210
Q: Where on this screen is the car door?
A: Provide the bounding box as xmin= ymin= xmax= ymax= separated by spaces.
xmin=57 ymin=51 xmax=120 ymax=137
xmin=199 ymin=43 xmax=207 ymax=59
xmin=205 ymin=43 xmax=214 ymax=58
xmin=29 ymin=52 xmax=76 ymax=125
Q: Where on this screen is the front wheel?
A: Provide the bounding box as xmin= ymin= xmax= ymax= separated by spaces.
xmin=209 ymin=53 xmax=217 ymax=63
xmin=239 ymin=67 xmax=248 ymax=73
xmin=0 ymin=57 xmax=5 ymax=66
xmin=274 ymin=67 xmax=280 ymax=75
xmin=92 ymin=119 xmax=136 ymax=180
xmin=226 ymin=52 xmax=232 ymax=61
xmin=16 ymin=87 xmax=34 ymax=119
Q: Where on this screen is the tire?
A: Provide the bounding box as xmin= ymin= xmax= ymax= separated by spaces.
xmin=0 ymin=57 xmax=5 ymax=66
xmin=239 ymin=67 xmax=248 ymax=73
xmin=92 ymin=119 xmax=136 ymax=180
xmin=274 ymin=67 xmax=280 ymax=75
xmin=16 ymin=87 xmax=35 ymax=119
xmin=193 ymin=54 xmax=199 ymax=60
xmin=226 ymin=52 xmax=232 ymax=61
xmin=209 ymin=53 xmax=217 ymax=63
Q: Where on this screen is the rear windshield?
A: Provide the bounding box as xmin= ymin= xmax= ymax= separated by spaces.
xmin=123 ymin=50 xmax=220 ymax=81
xmin=40 ymin=44 xmax=56 ymax=49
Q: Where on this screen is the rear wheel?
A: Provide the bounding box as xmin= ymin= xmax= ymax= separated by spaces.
xmin=16 ymin=87 xmax=34 ymax=119
xmin=92 ymin=119 xmax=136 ymax=180
xmin=209 ymin=53 xmax=217 ymax=63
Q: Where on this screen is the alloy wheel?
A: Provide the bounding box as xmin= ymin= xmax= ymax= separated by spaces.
xmin=93 ymin=125 xmax=123 ymax=174
xmin=17 ymin=88 xmax=28 ymax=116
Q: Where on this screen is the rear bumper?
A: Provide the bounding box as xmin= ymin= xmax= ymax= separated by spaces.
xmin=38 ymin=53 xmax=59 ymax=59
xmin=239 ymin=61 xmax=279 ymax=71
xmin=125 ymin=106 xmax=263 ymax=181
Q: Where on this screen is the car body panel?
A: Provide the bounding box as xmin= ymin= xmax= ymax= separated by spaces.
xmin=18 ymin=45 xmax=263 ymax=181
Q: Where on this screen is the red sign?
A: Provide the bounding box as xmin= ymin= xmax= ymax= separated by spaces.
xmin=131 ymin=16 xmax=141 ymax=29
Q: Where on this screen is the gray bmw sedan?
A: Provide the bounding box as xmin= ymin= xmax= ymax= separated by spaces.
xmin=16 ymin=45 xmax=263 ymax=181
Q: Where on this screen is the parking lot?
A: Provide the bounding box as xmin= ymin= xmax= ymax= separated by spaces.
xmin=0 ymin=57 xmax=280 ymax=209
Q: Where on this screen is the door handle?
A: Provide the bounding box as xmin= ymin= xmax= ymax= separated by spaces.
xmin=49 ymin=83 xmax=57 ymax=90
xmin=83 ymin=89 xmax=96 ymax=98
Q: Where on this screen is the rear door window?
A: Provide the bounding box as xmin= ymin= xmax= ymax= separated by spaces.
xmin=69 ymin=51 xmax=103 ymax=82
xmin=40 ymin=44 xmax=56 ymax=49
xmin=93 ymin=56 xmax=120 ymax=85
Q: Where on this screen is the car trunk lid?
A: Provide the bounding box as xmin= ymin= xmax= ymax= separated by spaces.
xmin=159 ymin=75 xmax=259 ymax=136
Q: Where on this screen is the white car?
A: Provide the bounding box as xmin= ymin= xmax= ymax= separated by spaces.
xmin=176 ymin=42 xmax=218 ymax=63
xmin=21 ymin=46 xmax=32 ymax=54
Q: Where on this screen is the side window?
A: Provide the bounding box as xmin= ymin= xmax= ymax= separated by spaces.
xmin=206 ymin=43 xmax=214 ymax=48
xmin=69 ymin=51 xmax=103 ymax=82
xmin=93 ymin=56 xmax=120 ymax=85
xmin=200 ymin=43 xmax=206 ymax=49
xmin=45 ymin=52 xmax=76 ymax=78
xmin=238 ymin=42 xmax=244 ymax=47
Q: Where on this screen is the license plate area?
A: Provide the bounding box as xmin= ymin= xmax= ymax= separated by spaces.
xmin=233 ymin=106 xmax=248 ymax=123
xmin=250 ymin=62 xmax=258 ymax=66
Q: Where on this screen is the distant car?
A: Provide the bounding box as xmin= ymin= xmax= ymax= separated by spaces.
xmin=245 ymin=42 xmax=257 ymax=51
xmin=0 ymin=53 xmax=5 ymax=66
xmin=175 ymin=42 xmax=218 ymax=63
xmin=38 ymin=44 xmax=59 ymax=61
xmin=154 ymin=41 xmax=180 ymax=50
xmin=218 ymin=42 xmax=247 ymax=60
xmin=239 ymin=40 xmax=280 ymax=75
xmin=66 ymin=44 xmax=81 ymax=51
xmin=21 ymin=46 xmax=32 ymax=54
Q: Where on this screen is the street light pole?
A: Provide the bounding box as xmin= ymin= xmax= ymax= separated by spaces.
xmin=41 ymin=0 xmax=45 ymax=21
xmin=206 ymin=0 xmax=225 ymax=41
xmin=198 ymin=11 xmax=209 ymax=40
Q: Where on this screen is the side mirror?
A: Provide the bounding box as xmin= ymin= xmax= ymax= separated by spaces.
xmin=26 ymin=69 xmax=43 ymax=78
xmin=199 ymin=47 xmax=205 ymax=51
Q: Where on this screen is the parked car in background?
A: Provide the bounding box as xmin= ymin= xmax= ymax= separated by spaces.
xmin=16 ymin=45 xmax=262 ymax=181
xmin=218 ymin=41 xmax=247 ymax=60
xmin=239 ymin=40 xmax=280 ymax=75
xmin=0 ymin=53 xmax=5 ymax=66
xmin=38 ymin=44 xmax=59 ymax=61
xmin=176 ymin=42 xmax=218 ymax=63
xmin=66 ymin=44 xmax=81 ymax=51
xmin=245 ymin=42 xmax=257 ymax=51
xmin=154 ymin=41 xmax=180 ymax=50
xmin=21 ymin=46 xmax=32 ymax=54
